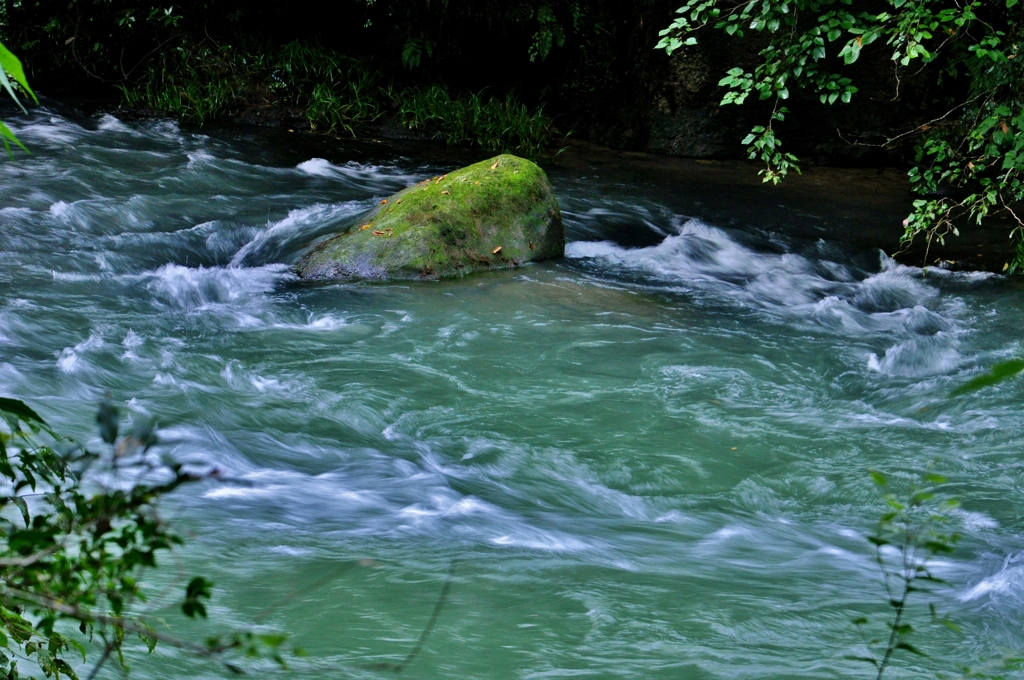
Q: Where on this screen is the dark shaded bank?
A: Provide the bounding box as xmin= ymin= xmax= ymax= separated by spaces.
xmin=4 ymin=91 xmax=1009 ymax=270
xmin=97 ymin=107 xmax=1010 ymax=273
xmin=552 ymin=141 xmax=1018 ymax=272
xmin=3 ymin=0 xmax=950 ymax=166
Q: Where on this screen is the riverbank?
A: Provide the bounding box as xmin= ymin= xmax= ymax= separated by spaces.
xmin=11 ymin=95 xmax=1018 ymax=273
xmin=172 ymin=108 xmax=1022 ymax=273
xmin=551 ymin=140 xmax=1020 ymax=273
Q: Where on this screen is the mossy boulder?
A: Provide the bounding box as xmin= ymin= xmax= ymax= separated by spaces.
xmin=296 ymin=154 xmax=563 ymax=280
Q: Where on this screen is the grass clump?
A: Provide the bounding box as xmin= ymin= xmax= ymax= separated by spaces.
xmin=119 ymin=43 xmax=248 ymax=124
xmin=120 ymin=41 xmax=555 ymax=155
xmin=399 ymin=85 xmax=554 ymax=158
xmin=120 ymin=40 xmax=384 ymax=133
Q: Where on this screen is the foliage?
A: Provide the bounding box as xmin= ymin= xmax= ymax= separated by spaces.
xmin=5 ymin=0 xmax=658 ymax=155
xmin=118 ymin=42 xmax=247 ymax=125
xmin=0 ymin=40 xmax=35 ymax=153
xmin=118 ymin=39 xmax=554 ymax=153
xmin=657 ymin=0 xmax=1024 ymax=269
xmin=399 ymin=85 xmax=554 ymax=157
xmin=2 ymin=0 xmax=223 ymax=85
xmin=119 ymin=40 xmax=384 ymax=131
xmin=852 ymin=470 xmax=960 ymax=678
xmin=0 ymin=396 xmax=288 ymax=677
xmin=950 ymin=358 xmax=1024 ymax=396
xmin=357 ymin=0 xmax=582 ymax=70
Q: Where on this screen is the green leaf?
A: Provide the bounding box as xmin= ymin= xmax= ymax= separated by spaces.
xmin=52 ymin=658 xmax=79 ymax=680
xmin=0 ymin=398 xmax=47 ymax=427
xmin=137 ymin=623 xmax=158 ymax=654
xmin=0 ymin=67 xmax=23 ymax=115
xmin=96 ymin=398 xmax=120 ymax=445
xmin=11 ymin=496 xmax=29 ymax=526
xmin=951 ymin=359 xmax=1024 ymax=396
xmin=0 ymin=119 xmax=28 ymax=155
xmin=0 ymin=42 xmax=37 ymax=105
xmin=183 ymin=576 xmax=213 ymax=618
xmin=896 ymin=641 xmax=926 ymax=656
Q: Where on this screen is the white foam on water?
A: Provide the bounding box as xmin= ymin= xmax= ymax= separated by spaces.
xmin=219 ymin=359 xmax=314 ymax=397
xmin=186 ymin=150 xmax=216 ymax=167
xmin=56 ymin=333 xmax=104 ymax=373
xmin=866 ymin=335 xmax=961 ymax=376
xmin=489 ymin=530 xmax=592 ymax=552
xmin=96 ymin=114 xmax=135 ymax=133
xmin=569 ymin=219 xmax=967 ymax=378
xmin=262 ymin=313 xmax=351 ymax=332
xmin=6 ymin=116 xmax=83 ymax=144
xmin=120 ymin=329 xmax=145 ymax=362
xmin=122 ymin=329 xmax=144 ymax=349
xmin=295 ymin=157 xmax=424 ymax=192
xmin=296 ymin=158 xmax=337 ymax=176
xmin=960 ymin=553 xmax=1024 ymax=604
xmin=141 ymin=263 xmax=292 ymax=312
xmin=49 ymin=201 xmax=71 ymax=219
xmin=230 ymin=202 xmax=364 ymax=267
xmin=567 ymin=221 xmax=929 ymax=322
xmin=148 ymin=119 xmax=181 ymax=138
xmin=52 ymin=271 xmax=104 ymax=282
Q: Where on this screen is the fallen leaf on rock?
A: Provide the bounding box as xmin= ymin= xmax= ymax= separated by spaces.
xmin=490 ymin=160 xmax=500 ymax=170
xmin=441 ymin=190 xmax=450 ymax=195
xmin=359 ymin=224 xmax=373 ymax=230
xmin=372 ymin=230 xmax=386 ymax=236
xmin=492 ymin=246 xmax=502 ymax=255
xmin=380 ymin=199 xmax=387 ymax=204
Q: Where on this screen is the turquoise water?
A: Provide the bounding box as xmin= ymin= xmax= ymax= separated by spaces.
xmin=2 ymin=109 xmax=1024 ymax=678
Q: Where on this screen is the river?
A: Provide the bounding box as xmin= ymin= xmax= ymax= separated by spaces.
xmin=1 ymin=108 xmax=1023 ymax=678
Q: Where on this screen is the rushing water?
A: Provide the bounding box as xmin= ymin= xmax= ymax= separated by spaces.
xmin=2 ymin=108 xmax=1024 ymax=679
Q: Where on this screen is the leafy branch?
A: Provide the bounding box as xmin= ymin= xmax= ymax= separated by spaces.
xmin=657 ymin=0 xmax=1024 ymax=269
xmin=850 ymin=470 xmax=960 ymax=679
xmin=0 ymin=40 xmax=36 ymax=153
xmin=0 ymin=396 xmax=290 ymax=678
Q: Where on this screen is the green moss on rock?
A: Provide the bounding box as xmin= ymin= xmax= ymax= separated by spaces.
xmin=296 ymin=154 xmax=563 ymax=280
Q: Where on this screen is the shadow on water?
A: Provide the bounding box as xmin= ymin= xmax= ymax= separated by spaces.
xmin=184 ymin=111 xmax=1017 ymax=271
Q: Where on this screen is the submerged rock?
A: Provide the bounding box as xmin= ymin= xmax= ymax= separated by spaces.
xmin=296 ymin=154 xmax=563 ymax=280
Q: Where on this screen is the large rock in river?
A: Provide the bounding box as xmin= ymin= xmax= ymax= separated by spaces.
xmin=296 ymin=154 xmax=564 ymax=280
